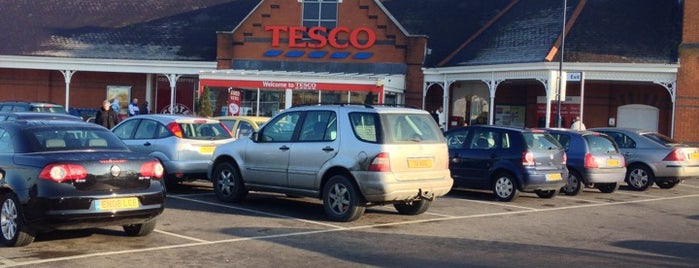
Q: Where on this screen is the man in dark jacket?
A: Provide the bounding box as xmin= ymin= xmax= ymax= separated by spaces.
xmin=95 ymin=99 xmax=120 ymax=129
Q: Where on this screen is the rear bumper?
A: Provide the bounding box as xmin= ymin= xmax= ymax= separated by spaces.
xmin=163 ymin=159 xmax=211 ymax=178
xmin=654 ymin=164 xmax=699 ymax=181
xmin=521 ymin=169 xmax=568 ymax=191
xmin=353 ymin=169 xmax=454 ymax=203
xmin=584 ymin=168 xmax=626 ymax=184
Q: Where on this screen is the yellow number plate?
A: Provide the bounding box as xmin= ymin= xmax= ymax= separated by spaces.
xmin=95 ymin=197 xmax=139 ymax=211
xmin=408 ymin=158 xmax=433 ymax=168
xmin=546 ymin=173 xmax=562 ymax=181
xmin=200 ymin=146 xmax=215 ymax=154
xmin=690 ymin=152 xmax=699 ymax=160
xmin=607 ymin=159 xmax=620 ymax=167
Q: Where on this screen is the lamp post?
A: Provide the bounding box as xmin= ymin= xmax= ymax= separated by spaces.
xmin=556 ymin=0 xmax=567 ymax=128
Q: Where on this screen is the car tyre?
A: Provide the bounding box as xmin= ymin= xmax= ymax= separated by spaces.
xmin=213 ymin=162 xmax=248 ymax=203
xmin=394 ymin=199 xmax=432 ymax=215
xmin=656 ymin=179 xmax=679 ymax=189
xmin=322 ymin=175 xmax=365 ymax=222
xmin=626 ymin=164 xmax=654 ymax=191
xmin=562 ymin=170 xmax=583 ymax=196
xmin=597 ymin=182 xmax=620 ymax=193
xmin=123 ymin=219 xmax=157 ymax=236
xmin=492 ymin=173 xmax=519 ymax=202
xmin=535 ymin=189 xmax=559 ymax=199
xmin=1 ymin=192 xmax=36 ymax=247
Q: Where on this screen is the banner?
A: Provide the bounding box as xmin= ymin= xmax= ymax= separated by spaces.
xmin=227 ymin=89 xmax=242 ymax=116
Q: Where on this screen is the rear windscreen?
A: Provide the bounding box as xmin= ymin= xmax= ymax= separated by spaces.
xmin=523 ymin=132 xmax=561 ymax=150
xmin=584 ymin=135 xmax=619 ymax=154
xmin=179 ymin=122 xmax=232 ymax=140
xmin=642 ymin=132 xmax=680 ymax=146
xmin=27 ymin=127 xmax=129 ymax=152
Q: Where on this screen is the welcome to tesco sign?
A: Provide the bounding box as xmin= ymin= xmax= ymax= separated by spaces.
xmin=265 ymin=25 xmax=376 ymax=49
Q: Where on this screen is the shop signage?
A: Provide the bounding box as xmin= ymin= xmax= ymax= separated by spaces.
xmin=262 ymin=81 xmax=318 ymax=90
xmin=227 ymin=89 xmax=241 ymax=116
xmin=265 ymin=25 xmax=376 ymax=49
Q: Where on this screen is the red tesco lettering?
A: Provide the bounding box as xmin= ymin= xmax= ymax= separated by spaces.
xmin=265 ymin=25 xmax=376 ymax=50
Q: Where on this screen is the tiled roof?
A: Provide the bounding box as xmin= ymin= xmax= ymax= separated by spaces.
xmin=0 ymin=0 xmax=259 ymax=61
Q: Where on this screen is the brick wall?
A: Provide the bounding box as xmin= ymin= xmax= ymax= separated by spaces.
xmin=676 ymin=0 xmax=699 ymax=143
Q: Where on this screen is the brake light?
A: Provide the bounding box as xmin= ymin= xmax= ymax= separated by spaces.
xmin=140 ymin=160 xmax=164 ymax=179
xmin=562 ymin=152 xmax=567 ymax=165
xmin=369 ymin=152 xmax=391 ymax=172
xmin=663 ymin=149 xmax=686 ymax=161
xmin=522 ymin=151 xmax=535 ymax=166
xmin=584 ymin=153 xmax=598 ymax=168
xmin=167 ymin=122 xmax=183 ymax=138
xmin=39 ymin=164 xmax=87 ymax=183
xmin=194 ymin=119 xmax=207 ymax=124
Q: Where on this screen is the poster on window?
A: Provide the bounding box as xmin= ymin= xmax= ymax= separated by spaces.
xmin=227 ymin=89 xmax=242 ymax=116
xmin=494 ymin=105 xmax=525 ymax=128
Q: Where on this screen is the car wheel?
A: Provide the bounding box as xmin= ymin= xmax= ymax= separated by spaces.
xmin=1 ymin=192 xmax=36 ymax=247
xmin=213 ymin=162 xmax=248 ymax=203
xmin=656 ymin=179 xmax=679 ymax=189
xmin=492 ymin=173 xmax=519 ymax=202
xmin=626 ymin=164 xmax=654 ymax=191
xmin=535 ymin=189 xmax=559 ymax=199
xmin=394 ymin=199 xmax=432 ymax=215
xmin=597 ymin=182 xmax=620 ymax=193
xmin=562 ymin=170 xmax=583 ymax=196
xmin=123 ymin=219 xmax=157 ymax=236
xmin=322 ymin=175 xmax=365 ymax=222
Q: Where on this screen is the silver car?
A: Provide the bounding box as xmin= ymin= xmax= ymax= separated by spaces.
xmin=112 ymin=114 xmax=234 ymax=187
xmin=591 ymin=127 xmax=699 ymax=191
xmin=209 ymin=104 xmax=454 ymax=222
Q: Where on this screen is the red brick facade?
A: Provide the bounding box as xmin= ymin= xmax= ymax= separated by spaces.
xmin=676 ymin=0 xmax=699 ymax=142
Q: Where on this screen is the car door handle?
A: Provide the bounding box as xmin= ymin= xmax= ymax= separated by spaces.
xmin=279 ymin=145 xmax=290 ymax=151
xmin=322 ymin=146 xmax=334 ymax=152
xmin=143 ymin=142 xmax=151 ymax=146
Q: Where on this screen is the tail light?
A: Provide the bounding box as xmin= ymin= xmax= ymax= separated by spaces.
xmin=140 ymin=160 xmax=164 ymax=179
xmin=369 ymin=152 xmax=391 ymax=172
xmin=166 ymin=122 xmax=183 ymax=138
xmin=522 ymin=151 xmax=535 ymax=166
xmin=584 ymin=153 xmax=598 ymax=168
xmin=562 ymin=152 xmax=567 ymax=165
xmin=39 ymin=164 xmax=87 ymax=183
xmin=662 ymin=149 xmax=686 ymax=161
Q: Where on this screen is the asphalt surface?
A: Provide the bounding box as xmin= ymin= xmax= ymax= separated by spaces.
xmin=2 ymin=179 xmax=698 ymax=268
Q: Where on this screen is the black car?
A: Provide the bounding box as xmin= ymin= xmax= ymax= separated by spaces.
xmin=0 ymin=112 xmax=82 ymax=121
xmin=545 ymin=129 xmax=626 ymax=195
xmin=445 ymin=125 xmax=568 ymax=201
xmin=0 ymin=120 xmax=166 ymax=247
xmin=0 ymin=101 xmax=67 ymax=113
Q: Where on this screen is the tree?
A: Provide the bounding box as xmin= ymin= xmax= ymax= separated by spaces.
xmin=197 ymin=86 xmax=213 ymax=117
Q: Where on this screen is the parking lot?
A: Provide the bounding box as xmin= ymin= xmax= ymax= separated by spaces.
xmin=2 ymin=179 xmax=699 ymax=267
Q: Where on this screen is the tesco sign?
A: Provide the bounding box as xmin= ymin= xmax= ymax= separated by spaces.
xmin=265 ymin=25 xmax=376 ymax=49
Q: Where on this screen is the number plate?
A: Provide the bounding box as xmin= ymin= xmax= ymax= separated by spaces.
xmin=546 ymin=173 xmax=562 ymax=181
xmin=690 ymin=152 xmax=699 ymax=160
xmin=408 ymin=158 xmax=433 ymax=168
xmin=199 ymin=146 xmax=215 ymax=154
xmin=607 ymin=159 xmax=620 ymax=167
xmin=95 ymin=197 xmax=139 ymax=211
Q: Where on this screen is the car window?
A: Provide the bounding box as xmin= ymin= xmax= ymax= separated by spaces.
xmin=0 ymin=106 xmax=12 ymax=112
xmin=642 ymin=132 xmax=679 ymax=146
xmin=28 ymin=128 xmax=129 ymax=152
xmin=585 ymin=135 xmax=618 ymax=154
xmin=602 ymin=131 xmax=636 ymax=149
xmin=134 ymin=120 xmax=159 ymax=139
xmin=261 ymin=112 xmax=301 ymax=142
xmin=220 ymin=119 xmax=236 ymax=132
xmin=113 ymin=119 xmax=140 ymax=139
xmin=550 ymin=133 xmax=571 ymax=151
xmin=0 ymin=128 xmax=13 ymax=153
xmin=179 ymin=122 xmax=231 ymax=140
xmin=350 ymin=112 xmax=379 ymax=143
xmin=468 ymin=129 xmax=499 ymax=150
xmin=383 ymin=113 xmax=442 ymax=143
xmin=446 ymin=129 xmax=469 ymax=149
xmin=299 ymin=111 xmax=336 ymax=142
xmin=236 ymin=121 xmax=254 ymax=139
xmin=523 ymin=132 xmax=560 ymax=150
xmin=12 ymin=105 xmax=28 ymax=112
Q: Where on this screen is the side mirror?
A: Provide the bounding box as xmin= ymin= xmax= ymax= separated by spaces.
xmin=251 ymin=131 xmax=259 ymax=142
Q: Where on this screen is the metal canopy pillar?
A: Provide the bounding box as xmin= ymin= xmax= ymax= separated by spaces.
xmin=482 ymin=72 xmax=503 ymax=125
xmin=654 ymin=80 xmax=676 ymax=137
xmin=60 ymin=70 xmax=75 ymax=110
xmin=164 ymin=73 xmax=181 ymax=114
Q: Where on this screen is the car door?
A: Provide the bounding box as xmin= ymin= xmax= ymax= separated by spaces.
xmin=452 ymin=128 xmax=500 ymax=188
xmin=244 ymin=111 xmax=301 ymax=187
xmin=287 ymin=110 xmax=338 ymax=190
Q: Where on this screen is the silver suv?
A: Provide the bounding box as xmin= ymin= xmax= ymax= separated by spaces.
xmin=209 ymin=104 xmax=454 ymax=221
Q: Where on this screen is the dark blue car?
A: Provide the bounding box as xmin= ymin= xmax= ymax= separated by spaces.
xmin=445 ymin=125 xmax=568 ymax=201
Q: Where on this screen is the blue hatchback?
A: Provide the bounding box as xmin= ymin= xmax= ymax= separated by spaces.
xmin=445 ymin=125 xmax=568 ymax=201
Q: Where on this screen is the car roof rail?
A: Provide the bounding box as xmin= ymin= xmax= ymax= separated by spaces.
xmin=290 ymin=102 xmax=419 ymax=110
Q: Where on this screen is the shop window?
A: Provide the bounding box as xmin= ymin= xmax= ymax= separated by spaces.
xmin=302 ymin=0 xmax=339 ymax=30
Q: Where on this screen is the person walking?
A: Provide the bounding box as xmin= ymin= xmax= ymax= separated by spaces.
xmin=570 ymin=115 xmax=586 ymax=130
xmin=95 ymin=99 xmax=120 ymax=129
xmin=128 ymin=97 xmax=140 ymax=116
xmin=140 ymin=100 xmax=149 ymax=114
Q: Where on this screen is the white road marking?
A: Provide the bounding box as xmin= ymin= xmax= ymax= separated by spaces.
xmin=6 ymin=193 xmax=699 ymax=267
xmin=612 ymin=190 xmax=661 ymax=198
xmin=454 ymin=198 xmax=539 ymax=210
xmin=679 ymin=183 xmax=699 ymax=189
xmin=555 ymin=195 xmax=608 ymax=204
xmin=154 ymin=229 xmax=209 ymax=243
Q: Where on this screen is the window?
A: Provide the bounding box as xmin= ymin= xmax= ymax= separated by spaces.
xmin=262 ymin=112 xmax=302 ymax=142
xmin=469 ymin=129 xmax=499 ymax=150
xmin=302 ymin=0 xmax=339 ymax=30
xmin=350 ymin=112 xmax=379 ymax=143
xmin=0 ymin=128 xmax=13 ymax=153
xmin=299 ymin=111 xmax=336 ymax=142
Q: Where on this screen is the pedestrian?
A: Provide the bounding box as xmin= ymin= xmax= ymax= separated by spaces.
xmin=434 ymin=105 xmax=446 ymax=131
xmin=140 ymin=100 xmax=149 ymax=114
xmin=111 ymin=98 xmax=120 ymax=113
xmin=128 ymin=97 xmax=140 ymax=116
xmin=570 ymin=115 xmax=586 ymax=130
xmin=95 ymin=99 xmax=119 ymax=129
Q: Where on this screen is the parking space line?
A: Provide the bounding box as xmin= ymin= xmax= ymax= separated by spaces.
xmin=9 ymin=193 xmax=699 ymax=267
xmin=0 ymin=257 xmax=17 ymax=266
xmin=679 ymin=183 xmax=699 ymax=189
xmin=457 ymin=199 xmax=538 ymax=210
xmin=556 ymin=196 xmax=607 ymax=204
xmin=154 ymin=229 xmax=209 ymax=243
xmin=168 ymin=195 xmax=346 ymax=229
xmin=612 ymin=190 xmax=661 ymax=198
